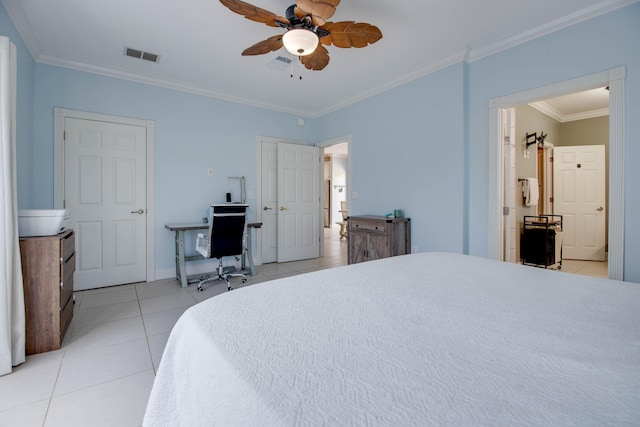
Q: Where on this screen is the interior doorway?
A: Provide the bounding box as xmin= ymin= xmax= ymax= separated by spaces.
xmin=488 ymin=67 xmax=625 ymax=280
xmin=319 ymin=137 xmax=350 ymax=260
xmin=504 ymin=95 xmax=608 ymax=269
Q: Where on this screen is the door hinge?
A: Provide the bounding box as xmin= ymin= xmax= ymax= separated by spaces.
xmin=503 ymin=206 xmax=510 ymax=215
xmin=550 ymin=197 xmax=554 ymax=203
xmin=549 ymin=156 xmax=553 ymax=162
xmin=63 ymin=130 xmax=66 ymax=141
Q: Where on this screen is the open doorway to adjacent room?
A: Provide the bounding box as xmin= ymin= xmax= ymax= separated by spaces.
xmin=321 ymin=140 xmax=350 ymax=264
xmin=489 ymin=67 xmax=625 ymax=281
xmin=503 ymin=88 xmax=609 ymax=279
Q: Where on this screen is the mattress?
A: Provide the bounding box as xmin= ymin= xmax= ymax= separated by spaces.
xmin=144 ymin=252 xmax=640 ymax=426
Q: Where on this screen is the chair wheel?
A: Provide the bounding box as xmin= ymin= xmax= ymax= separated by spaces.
xmin=241 ymin=279 xmax=246 ymax=283
xmin=197 ymin=287 xmax=204 ymax=292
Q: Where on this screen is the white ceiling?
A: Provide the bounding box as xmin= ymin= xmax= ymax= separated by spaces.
xmin=2 ymin=0 xmax=631 ymax=117
xmin=530 ymin=87 xmax=610 ymax=122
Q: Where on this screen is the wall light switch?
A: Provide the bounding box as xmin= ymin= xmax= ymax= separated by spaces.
xmin=351 ymin=191 xmax=358 ymax=199
xmin=247 ymin=190 xmax=255 ymax=200
xmin=207 ymin=168 xmax=213 ymax=176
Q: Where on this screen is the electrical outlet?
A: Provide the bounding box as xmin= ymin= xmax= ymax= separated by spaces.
xmin=247 ymin=190 xmax=255 ymax=200
xmin=207 ymin=168 xmax=213 ymax=176
xmin=411 ymin=245 xmax=418 ymax=254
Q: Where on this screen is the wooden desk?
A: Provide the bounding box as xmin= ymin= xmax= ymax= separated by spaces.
xmin=166 ymin=221 xmax=263 ymax=288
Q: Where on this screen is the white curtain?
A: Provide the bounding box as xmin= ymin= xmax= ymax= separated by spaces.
xmin=0 ymin=36 xmax=25 ymax=376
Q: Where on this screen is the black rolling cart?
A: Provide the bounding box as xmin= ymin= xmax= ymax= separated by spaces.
xmin=521 ymin=215 xmax=563 ymax=269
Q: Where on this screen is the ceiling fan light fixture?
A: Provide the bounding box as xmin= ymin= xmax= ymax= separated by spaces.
xmin=282 ymin=28 xmax=318 ymax=56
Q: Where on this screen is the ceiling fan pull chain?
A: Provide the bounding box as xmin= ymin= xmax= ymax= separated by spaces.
xmin=299 ymin=56 xmax=303 ymax=80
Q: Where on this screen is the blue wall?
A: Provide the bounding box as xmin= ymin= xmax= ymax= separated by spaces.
xmin=31 ymin=65 xmax=313 ymax=274
xmin=314 ymin=63 xmax=466 ymax=254
xmin=3 ymin=2 xmax=639 ymax=282
xmin=0 ymin=5 xmax=34 ymax=209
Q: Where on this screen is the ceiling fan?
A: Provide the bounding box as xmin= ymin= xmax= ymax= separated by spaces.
xmin=219 ymin=0 xmax=383 ymax=71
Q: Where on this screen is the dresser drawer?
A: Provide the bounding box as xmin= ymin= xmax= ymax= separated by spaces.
xmin=61 ymin=230 xmax=75 ymax=263
xmin=61 ymin=252 xmax=75 ymax=310
xmin=60 ymin=293 xmax=74 ymax=341
xmin=349 ymin=219 xmax=386 ymax=233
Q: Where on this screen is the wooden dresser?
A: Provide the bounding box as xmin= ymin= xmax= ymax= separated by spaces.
xmin=19 ymin=229 xmax=75 ymax=354
xmin=348 ymin=216 xmax=411 ymax=264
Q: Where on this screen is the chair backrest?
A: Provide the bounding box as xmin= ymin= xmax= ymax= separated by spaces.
xmin=207 ymin=204 xmax=247 ymax=259
xmin=340 ymin=200 xmax=348 ymax=220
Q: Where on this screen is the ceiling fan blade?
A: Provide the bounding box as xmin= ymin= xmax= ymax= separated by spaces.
xmin=320 ymin=21 xmax=382 ymax=48
xmin=300 ymin=45 xmax=330 ymax=70
xmin=295 ymin=0 xmax=340 ymax=26
xmin=242 ymin=35 xmax=284 ymax=56
xmin=219 ymin=0 xmax=289 ymax=28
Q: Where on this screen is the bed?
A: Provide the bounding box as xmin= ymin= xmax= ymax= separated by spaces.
xmin=144 ymin=252 xmax=640 ymax=426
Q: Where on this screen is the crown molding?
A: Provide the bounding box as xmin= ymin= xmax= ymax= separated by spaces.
xmin=36 ymin=54 xmax=312 ymax=117
xmin=314 ymin=50 xmax=467 ymax=118
xmin=529 ymin=100 xmax=609 ymax=122
xmin=469 ymin=0 xmax=639 ymax=62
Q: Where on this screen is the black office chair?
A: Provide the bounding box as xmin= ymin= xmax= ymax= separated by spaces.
xmin=195 ymin=204 xmax=248 ymax=292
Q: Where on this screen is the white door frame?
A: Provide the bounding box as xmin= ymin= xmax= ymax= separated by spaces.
xmin=317 ymin=134 xmax=352 ymax=257
xmin=488 ymin=66 xmax=625 ymax=280
xmin=53 ymin=108 xmax=156 ymax=282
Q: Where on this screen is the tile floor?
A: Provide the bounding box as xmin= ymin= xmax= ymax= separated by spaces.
xmin=557 ymin=259 xmax=609 ymax=278
xmin=0 ymin=227 xmax=609 ymax=426
xmin=0 ymin=228 xmax=348 ymax=427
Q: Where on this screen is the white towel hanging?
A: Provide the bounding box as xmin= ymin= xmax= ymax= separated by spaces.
xmin=522 ymin=177 xmax=539 ymax=206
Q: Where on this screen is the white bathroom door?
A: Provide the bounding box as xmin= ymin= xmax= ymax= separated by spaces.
xmin=553 ymin=145 xmax=605 ymax=261
xmin=277 ymin=143 xmax=320 ymax=262
xmin=65 ymin=117 xmax=148 ymax=289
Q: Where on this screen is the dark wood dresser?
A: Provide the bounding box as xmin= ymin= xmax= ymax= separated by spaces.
xmin=19 ymin=229 xmax=75 ymax=354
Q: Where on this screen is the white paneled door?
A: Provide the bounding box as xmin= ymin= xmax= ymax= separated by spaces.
xmin=553 ymin=145 xmax=606 ymax=261
xmin=65 ymin=118 xmax=147 ymax=290
xmin=277 ymin=143 xmax=320 ymax=262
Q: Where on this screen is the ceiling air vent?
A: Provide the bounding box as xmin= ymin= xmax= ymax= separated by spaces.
xmin=266 ymin=55 xmax=292 ymax=71
xmin=125 ymin=47 xmax=160 ymax=63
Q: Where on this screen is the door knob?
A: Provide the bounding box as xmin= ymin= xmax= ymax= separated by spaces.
xmin=131 ymin=209 xmax=145 ymax=214
xmin=279 ymin=206 xmax=288 ymax=211
xmin=597 ymin=206 xmax=604 ymax=211
xmin=263 ymin=206 xmax=273 ymax=211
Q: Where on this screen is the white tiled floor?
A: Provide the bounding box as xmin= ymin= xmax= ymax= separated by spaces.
xmin=0 ymin=228 xmax=608 ymax=427
xmin=557 ymin=258 xmax=609 ymax=278
xmin=0 ymin=227 xmax=348 ymax=427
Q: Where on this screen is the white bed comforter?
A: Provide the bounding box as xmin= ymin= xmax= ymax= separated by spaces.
xmin=144 ymin=252 xmax=640 ymax=426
